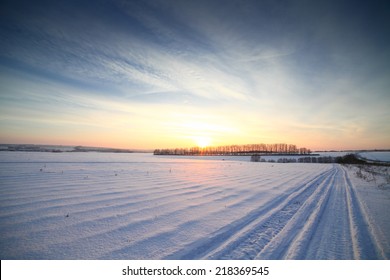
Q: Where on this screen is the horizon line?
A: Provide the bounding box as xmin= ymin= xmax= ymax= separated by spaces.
xmin=1 ymin=143 xmax=390 ymax=153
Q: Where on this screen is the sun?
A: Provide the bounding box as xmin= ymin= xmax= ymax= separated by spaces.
xmin=193 ymin=136 xmax=211 ymax=148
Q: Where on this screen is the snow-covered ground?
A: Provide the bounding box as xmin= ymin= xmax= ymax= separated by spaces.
xmin=0 ymin=152 xmax=389 ymax=259
xmin=358 ymin=151 xmax=390 ymax=163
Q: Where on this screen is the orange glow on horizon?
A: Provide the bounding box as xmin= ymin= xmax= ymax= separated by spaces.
xmin=193 ymin=136 xmax=212 ymax=148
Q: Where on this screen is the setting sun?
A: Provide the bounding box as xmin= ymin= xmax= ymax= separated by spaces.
xmin=193 ymin=136 xmax=211 ymax=148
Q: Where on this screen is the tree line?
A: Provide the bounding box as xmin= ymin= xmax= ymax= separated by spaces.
xmin=251 ymin=156 xmax=335 ymax=163
xmin=154 ymin=143 xmax=311 ymax=156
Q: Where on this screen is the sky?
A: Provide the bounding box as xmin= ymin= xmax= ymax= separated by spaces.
xmin=0 ymin=0 xmax=389 ymax=150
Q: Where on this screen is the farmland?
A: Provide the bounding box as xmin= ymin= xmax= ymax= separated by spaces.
xmin=0 ymin=152 xmax=389 ymax=259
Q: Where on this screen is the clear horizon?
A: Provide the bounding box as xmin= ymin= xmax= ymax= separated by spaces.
xmin=1 ymin=0 xmax=389 ymax=151
xmin=1 ymin=142 xmax=389 ymax=152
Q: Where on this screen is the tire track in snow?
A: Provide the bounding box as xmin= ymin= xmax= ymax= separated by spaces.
xmin=188 ymin=164 xmax=384 ymax=260
xmin=165 ymin=167 xmax=336 ymax=259
xmin=342 ymin=166 xmax=385 ymax=259
xmin=259 ymin=165 xmax=353 ymax=260
xmin=257 ymin=165 xmax=338 ymax=259
xmin=206 ymin=166 xmax=338 ymax=260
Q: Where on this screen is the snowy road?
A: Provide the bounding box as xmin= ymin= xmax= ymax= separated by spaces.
xmin=0 ymin=152 xmax=388 ymax=259
xmin=169 ymin=165 xmax=385 ymax=259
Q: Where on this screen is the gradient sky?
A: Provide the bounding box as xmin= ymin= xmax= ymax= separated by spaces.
xmin=0 ymin=0 xmax=389 ymax=150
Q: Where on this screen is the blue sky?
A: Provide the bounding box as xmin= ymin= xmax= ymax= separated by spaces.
xmin=0 ymin=0 xmax=389 ymax=149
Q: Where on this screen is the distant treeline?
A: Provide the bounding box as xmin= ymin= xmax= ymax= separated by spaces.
xmin=154 ymin=143 xmax=311 ymax=156
xmin=251 ymin=155 xmax=336 ymax=163
xmin=0 ymin=144 xmax=134 ymax=153
xmin=251 ymin=154 xmax=390 ymax=166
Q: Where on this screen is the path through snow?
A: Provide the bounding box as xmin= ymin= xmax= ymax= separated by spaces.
xmin=168 ymin=165 xmax=385 ymax=259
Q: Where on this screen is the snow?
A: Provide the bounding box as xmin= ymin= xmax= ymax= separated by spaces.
xmin=0 ymin=152 xmax=389 ymax=259
xmin=358 ymin=151 xmax=390 ymax=162
xmin=317 ymin=151 xmax=351 ymax=157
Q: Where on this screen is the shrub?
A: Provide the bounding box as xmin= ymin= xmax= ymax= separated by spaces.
xmin=336 ymin=154 xmax=366 ymax=164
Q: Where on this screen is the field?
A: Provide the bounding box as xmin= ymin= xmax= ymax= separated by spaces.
xmin=0 ymin=152 xmax=389 ymax=259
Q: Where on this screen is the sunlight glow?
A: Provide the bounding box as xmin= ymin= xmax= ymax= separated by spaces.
xmin=1 ymin=0 xmax=388 ymax=151
xmin=193 ymin=136 xmax=211 ymax=148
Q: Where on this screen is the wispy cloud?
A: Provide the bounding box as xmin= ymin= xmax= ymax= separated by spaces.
xmin=0 ymin=0 xmax=389 ymax=149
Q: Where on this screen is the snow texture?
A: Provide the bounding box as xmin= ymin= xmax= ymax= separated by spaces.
xmin=0 ymin=152 xmax=389 ymax=259
xmin=358 ymin=152 xmax=390 ymax=163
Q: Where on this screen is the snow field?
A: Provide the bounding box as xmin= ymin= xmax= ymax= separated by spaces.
xmin=0 ymin=152 xmax=388 ymax=259
xmin=358 ymin=151 xmax=390 ymax=163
